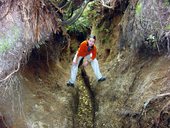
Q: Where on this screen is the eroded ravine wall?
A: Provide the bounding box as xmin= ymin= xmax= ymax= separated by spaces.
xmin=91 ymin=0 xmax=170 ymax=127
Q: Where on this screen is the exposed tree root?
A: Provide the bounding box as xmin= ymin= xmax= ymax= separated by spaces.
xmin=142 ymin=93 xmax=170 ymax=110
xmin=0 ymin=114 xmax=9 ymax=128
xmin=152 ymin=100 xmax=170 ymax=128
xmin=138 ymin=93 xmax=170 ymax=127
xmin=0 ymin=59 xmax=21 ymax=83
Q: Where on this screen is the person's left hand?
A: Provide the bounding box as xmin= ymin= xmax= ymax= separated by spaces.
xmin=83 ymin=61 xmax=88 ymax=67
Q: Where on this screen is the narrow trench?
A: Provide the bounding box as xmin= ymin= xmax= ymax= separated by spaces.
xmin=74 ymin=66 xmax=95 ymax=128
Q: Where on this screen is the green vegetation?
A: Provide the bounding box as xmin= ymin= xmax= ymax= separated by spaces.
xmin=66 ymin=2 xmax=98 ymax=36
xmin=163 ymin=0 xmax=170 ymax=6
xmin=97 ymin=27 xmax=111 ymax=44
xmin=0 ymin=25 xmax=20 ymax=53
xmin=95 ymin=21 xmax=113 ymax=44
xmin=0 ymin=38 xmax=11 ymax=52
xmin=147 ymin=35 xmax=156 ymax=42
xmin=101 ymin=35 xmax=110 ymax=44
xmin=165 ymin=25 xmax=170 ymax=30
xmin=66 ymin=16 xmax=90 ymax=35
xmin=66 ymin=1 xmax=112 ymax=44
xmin=136 ymin=2 xmax=142 ymax=16
xmin=147 ymin=34 xmax=157 ymax=49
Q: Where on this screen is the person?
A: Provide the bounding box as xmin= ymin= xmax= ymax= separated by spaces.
xmin=67 ymin=35 xmax=106 ymax=87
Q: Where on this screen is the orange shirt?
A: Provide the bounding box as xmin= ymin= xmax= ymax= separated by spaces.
xmin=77 ymin=40 xmax=97 ymax=60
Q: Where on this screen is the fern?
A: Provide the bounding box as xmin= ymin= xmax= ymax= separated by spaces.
xmin=66 ymin=2 xmax=94 ymax=35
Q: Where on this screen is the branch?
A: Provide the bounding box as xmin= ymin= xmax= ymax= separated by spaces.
xmin=143 ymin=93 xmax=170 ymax=109
xmin=60 ymin=0 xmax=72 ymax=10
xmin=61 ymin=0 xmax=90 ymax=25
xmin=58 ymin=0 xmax=68 ymax=8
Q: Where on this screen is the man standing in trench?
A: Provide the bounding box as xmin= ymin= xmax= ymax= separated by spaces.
xmin=67 ymin=35 xmax=106 ymax=87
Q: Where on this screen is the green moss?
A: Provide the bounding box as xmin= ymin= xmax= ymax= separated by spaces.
xmin=94 ymin=21 xmax=112 ymax=44
xmin=165 ymin=25 xmax=170 ymax=30
xmin=135 ymin=2 xmax=142 ymax=16
xmin=0 ymin=38 xmax=10 ymax=52
xmin=0 ymin=25 xmax=20 ymax=53
xmin=163 ymin=0 xmax=170 ymax=6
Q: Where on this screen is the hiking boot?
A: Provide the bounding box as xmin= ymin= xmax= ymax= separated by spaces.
xmin=67 ymin=81 xmax=74 ymax=87
xmin=98 ymin=76 xmax=106 ymax=82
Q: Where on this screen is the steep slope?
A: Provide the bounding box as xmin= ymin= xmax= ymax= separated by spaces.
xmin=89 ymin=0 xmax=170 ymax=127
xmin=93 ymin=50 xmax=170 ymax=127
